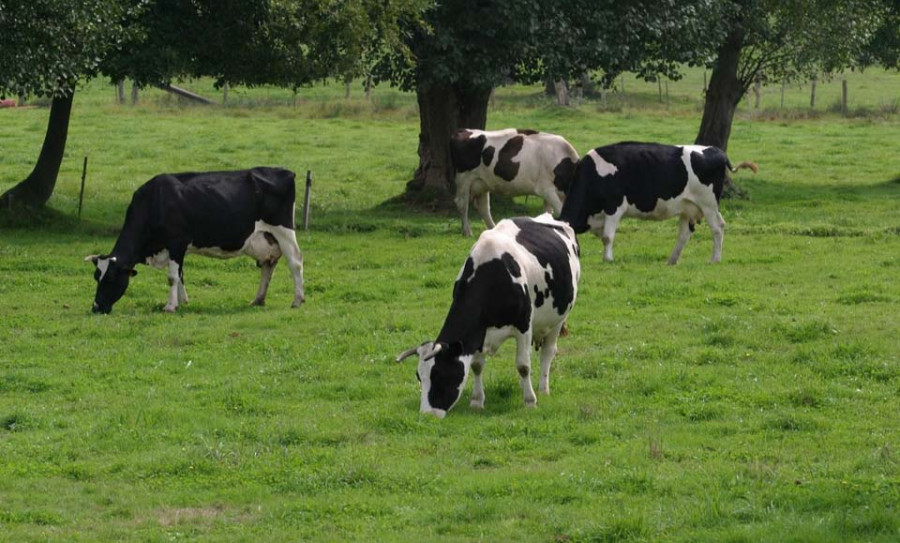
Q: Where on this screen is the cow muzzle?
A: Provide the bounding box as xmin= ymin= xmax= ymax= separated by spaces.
xmin=92 ymin=302 xmax=111 ymax=314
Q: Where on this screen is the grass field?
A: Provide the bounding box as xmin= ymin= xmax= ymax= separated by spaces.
xmin=1 ymin=70 xmax=899 ymax=541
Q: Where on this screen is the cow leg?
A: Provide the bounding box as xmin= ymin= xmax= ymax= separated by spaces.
xmin=177 ymin=266 xmax=189 ymax=304
xmin=704 ymin=208 xmax=726 ymax=263
xmin=515 ymin=331 xmax=537 ymax=407
xmin=668 ymin=215 xmax=694 ymax=265
xmin=538 ymin=323 xmax=563 ymax=395
xmin=455 ymin=175 xmax=473 ymax=236
xmin=540 ymin=188 xmax=565 ymax=217
xmin=165 ymin=260 xmax=183 ymax=313
xmin=473 ymin=192 xmax=496 ymax=230
xmin=268 ymin=226 xmax=305 ymax=307
xmin=469 ymin=352 xmax=486 ymax=409
xmin=250 ymin=259 xmax=277 ymax=306
xmin=600 ymin=211 xmax=623 ymax=262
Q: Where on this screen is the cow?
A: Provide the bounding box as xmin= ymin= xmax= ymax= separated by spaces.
xmin=450 ymin=128 xmax=579 ymax=237
xmin=558 ymin=142 xmax=757 ymax=264
xmin=396 ymin=213 xmax=580 ymax=418
xmin=86 ymin=167 xmax=305 ymax=314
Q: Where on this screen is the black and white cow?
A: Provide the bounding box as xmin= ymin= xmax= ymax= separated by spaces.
xmin=559 ymin=142 xmax=757 ymax=264
xmin=86 ymin=167 xmax=305 ymax=314
xmin=397 ymin=214 xmax=580 ymax=418
xmin=450 ymin=128 xmax=579 ymax=237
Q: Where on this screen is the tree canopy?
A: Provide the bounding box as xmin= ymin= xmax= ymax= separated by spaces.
xmin=0 ymin=0 xmax=140 ymax=99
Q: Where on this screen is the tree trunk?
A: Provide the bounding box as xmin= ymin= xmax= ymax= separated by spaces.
xmin=406 ymin=83 xmax=491 ymax=198
xmin=554 ymin=80 xmax=569 ymax=106
xmin=695 ymin=28 xmax=746 ymax=152
xmin=0 ymin=93 xmax=74 ymax=209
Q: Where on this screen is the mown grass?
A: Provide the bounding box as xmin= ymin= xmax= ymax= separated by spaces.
xmin=1 ymin=71 xmax=899 ymax=541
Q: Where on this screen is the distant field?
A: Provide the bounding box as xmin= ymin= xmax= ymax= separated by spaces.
xmin=0 ymin=69 xmax=899 ymax=541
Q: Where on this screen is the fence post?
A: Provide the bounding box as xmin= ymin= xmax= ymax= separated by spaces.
xmin=303 ymin=170 xmax=312 ymax=231
xmin=841 ymin=74 xmax=848 ymax=115
xmin=810 ymin=77 xmax=817 ymax=108
xmin=754 ymin=75 xmax=761 ymax=110
xmin=78 ymin=156 xmax=88 ymax=219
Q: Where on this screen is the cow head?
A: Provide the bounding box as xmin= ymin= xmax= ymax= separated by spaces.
xmin=85 ymin=255 xmax=137 ymax=314
xmin=397 ymin=341 xmax=470 ymax=418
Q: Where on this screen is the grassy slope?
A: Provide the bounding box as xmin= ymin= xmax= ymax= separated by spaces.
xmin=1 ymin=72 xmax=899 ymax=541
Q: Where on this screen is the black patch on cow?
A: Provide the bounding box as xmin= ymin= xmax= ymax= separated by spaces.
xmin=511 ymin=218 xmax=576 ymax=316
xmin=450 ymin=130 xmax=487 ymax=174
xmin=501 ymin=252 xmax=521 ymax=278
xmin=517 ymin=365 xmax=530 ymax=377
xmin=494 ymin=136 xmax=525 ymax=181
xmin=553 ymin=157 xmax=577 ymax=193
xmin=560 ymin=143 xmax=695 ymax=233
xmin=517 ymin=129 xmax=539 ymax=135
xmin=533 ymin=284 xmax=550 ymax=308
xmin=440 ymin=255 xmax=532 ymax=353
xmin=481 ymin=146 xmax=495 ymax=167
xmin=427 ymin=354 xmax=466 ymax=411
xmin=689 ymin=146 xmax=728 ymax=202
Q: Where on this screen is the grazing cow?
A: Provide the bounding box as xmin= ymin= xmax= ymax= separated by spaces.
xmin=396 ymin=214 xmax=580 ymax=418
xmin=86 ymin=167 xmax=305 ymax=314
xmin=559 ymin=142 xmax=757 ymax=264
xmin=450 ymin=128 xmax=579 ymax=237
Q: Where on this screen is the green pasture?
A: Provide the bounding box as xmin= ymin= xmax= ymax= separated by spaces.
xmin=1 ymin=72 xmax=899 ymax=541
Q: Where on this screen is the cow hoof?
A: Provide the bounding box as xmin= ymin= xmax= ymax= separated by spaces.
xmin=163 ymin=305 xmax=177 ymax=313
xmin=470 ymin=399 xmax=485 ymax=410
xmin=249 ymin=298 xmax=265 ymax=307
xmin=525 ymin=401 xmax=537 ymax=409
xmin=667 ymin=258 xmax=679 ymax=266
xmin=291 ymin=298 xmax=305 ymax=308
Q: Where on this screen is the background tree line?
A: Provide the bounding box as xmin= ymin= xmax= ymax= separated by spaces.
xmin=1 ymin=0 xmax=898 ymax=210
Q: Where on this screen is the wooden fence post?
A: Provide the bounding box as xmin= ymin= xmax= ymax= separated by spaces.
xmin=78 ymin=156 xmax=88 ymax=219
xmin=841 ymin=74 xmax=848 ymax=115
xmin=303 ymin=170 xmax=312 ymax=231
xmin=810 ymin=77 xmax=817 ymax=108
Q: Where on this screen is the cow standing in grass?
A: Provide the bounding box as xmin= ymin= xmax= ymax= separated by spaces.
xmin=559 ymin=142 xmax=757 ymax=264
xmin=397 ymin=214 xmax=580 ymax=418
xmin=450 ymin=128 xmax=579 ymax=237
xmin=86 ymin=167 xmax=305 ymax=314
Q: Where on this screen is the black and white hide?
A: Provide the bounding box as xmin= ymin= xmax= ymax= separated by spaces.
xmin=559 ymin=142 xmax=757 ymax=264
xmin=397 ymin=214 xmax=580 ymax=418
xmin=86 ymin=167 xmax=305 ymax=314
xmin=450 ymin=128 xmax=579 ymax=237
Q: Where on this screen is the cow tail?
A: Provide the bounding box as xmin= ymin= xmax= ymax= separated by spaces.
xmin=727 ymin=159 xmax=759 ymax=174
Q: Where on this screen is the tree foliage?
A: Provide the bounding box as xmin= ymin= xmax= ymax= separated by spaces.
xmin=0 ymin=0 xmax=142 ymax=98
xmin=102 ymin=0 xmax=423 ymax=90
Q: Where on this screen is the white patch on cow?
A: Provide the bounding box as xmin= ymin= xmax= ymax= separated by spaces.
xmin=185 ymin=224 xmax=283 ymax=263
xmin=145 ymin=249 xmax=170 ymax=270
xmin=588 ymin=149 xmax=618 ymax=177
xmin=96 ymin=258 xmax=112 ymax=282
